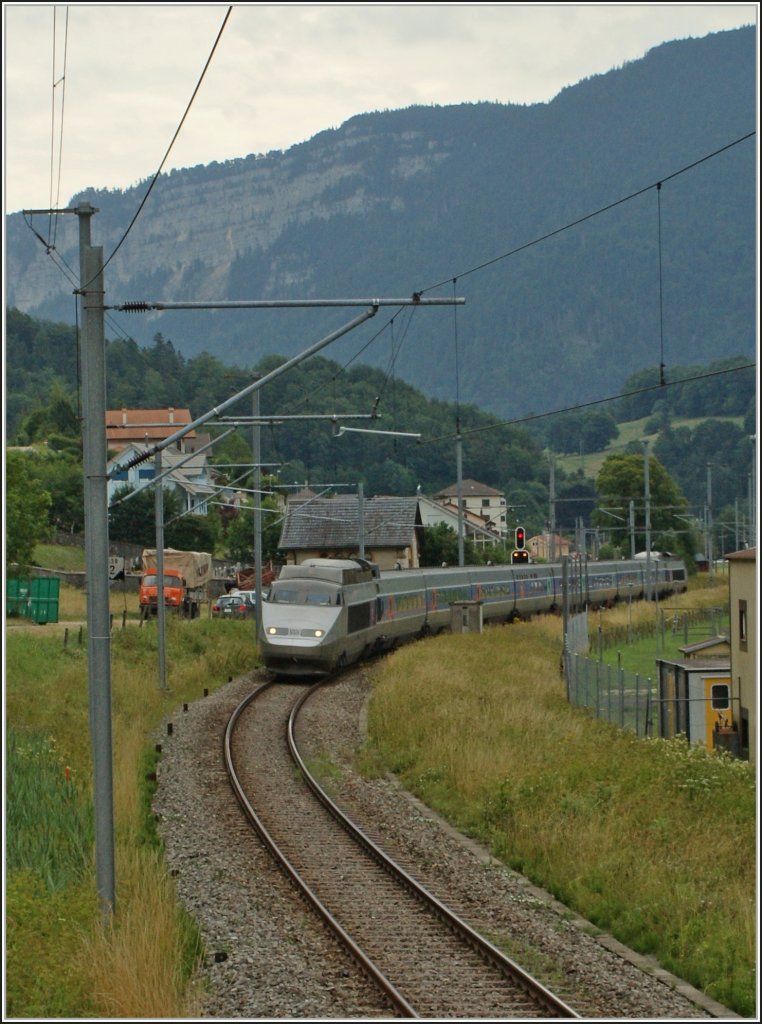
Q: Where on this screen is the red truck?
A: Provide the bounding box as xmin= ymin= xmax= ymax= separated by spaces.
xmin=139 ymin=549 xmax=213 ymax=619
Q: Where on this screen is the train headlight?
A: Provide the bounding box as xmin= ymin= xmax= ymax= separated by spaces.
xmin=300 ymin=628 xmax=324 ymax=637
xmin=267 ymin=626 xmax=278 ymax=635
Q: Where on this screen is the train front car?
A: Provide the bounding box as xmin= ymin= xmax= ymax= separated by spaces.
xmin=260 ymin=558 xmax=376 ymax=678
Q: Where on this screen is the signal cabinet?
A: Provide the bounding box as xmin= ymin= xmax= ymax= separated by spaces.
xmin=657 ymin=658 xmax=739 ymax=755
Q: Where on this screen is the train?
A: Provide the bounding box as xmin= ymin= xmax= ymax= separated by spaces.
xmin=260 ymin=555 xmax=687 ymax=678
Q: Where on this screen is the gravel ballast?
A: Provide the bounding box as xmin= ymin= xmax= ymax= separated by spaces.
xmin=154 ymin=671 xmax=740 ymax=1020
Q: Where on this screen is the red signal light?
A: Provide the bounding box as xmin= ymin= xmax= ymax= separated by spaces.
xmin=515 ymin=526 xmax=526 ymax=549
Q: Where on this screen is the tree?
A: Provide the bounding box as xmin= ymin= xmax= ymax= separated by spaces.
xmin=223 ymin=497 xmax=283 ymax=563
xmin=593 ymin=452 xmax=694 ymax=561
xmin=109 ymin=485 xmax=182 ymax=548
xmin=6 ymin=452 xmax=52 ymax=566
xmin=419 ymin=522 xmax=460 ymax=567
xmin=25 ymin=451 xmax=84 ymax=533
xmin=14 ymin=381 xmax=80 ymax=445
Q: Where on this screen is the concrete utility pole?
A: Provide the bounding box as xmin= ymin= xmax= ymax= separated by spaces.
xmin=549 ymin=457 xmax=556 ymax=563
xmin=77 ymin=203 xmax=116 ymax=920
xmin=644 ymin=443 xmax=652 ymax=601
xmin=252 ymin=382 xmax=263 ymax=635
xmin=455 ymin=427 xmax=465 ymax=567
xmin=706 ymin=463 xmax=714 ymax=586
xmin=154 ymin=448 xmax=168 ymax=691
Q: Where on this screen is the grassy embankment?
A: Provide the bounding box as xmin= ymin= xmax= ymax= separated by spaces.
xmin=7 ymin=564 xmax=754 ymax=1017
xmin=362 ymin=580 xmax=755 ymax=1016
xmin=6 ymin=576 xmax=260 ymax=1019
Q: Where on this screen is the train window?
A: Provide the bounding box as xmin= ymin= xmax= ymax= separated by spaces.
xmin=711 ymin=684 xmax=730 ymax=711
xmin=268 ymin=582 xmax=341 ymax=605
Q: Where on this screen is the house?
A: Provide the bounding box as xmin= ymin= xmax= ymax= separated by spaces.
xmin=278 ymin=495 xmax=422 ymax=569
xmin=417 ymin=494 xmax=507 ymax=552
xmin=106 ymin=407 xmax=196 ymax=453
xmin=107 ymin=442 xmax=214 ymax=515
xmin=727 ymin=548 xmax=756 ymax=762
xmin=528 ymin=533 xmax=571 ymax=562
xmin=433 ymin=479 xmax=508 ymax=541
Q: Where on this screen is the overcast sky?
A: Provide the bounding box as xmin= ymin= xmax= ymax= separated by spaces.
xmin=3 ymin=3 xmax=757 ymax=214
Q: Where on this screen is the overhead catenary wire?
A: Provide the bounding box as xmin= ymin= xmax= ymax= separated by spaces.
xmin=48 ymin=6 xmax=69 ymax=250
xmin=419 ymin=361 xmax=756 ymax=447
xmin=86 ymin=6 xmax=233 ymax=284
xmin=416 ymin=131 xmax=755 ymax=296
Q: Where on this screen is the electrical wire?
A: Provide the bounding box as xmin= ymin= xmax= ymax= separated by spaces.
xmin=416 ymin=131 xmax=755 ymax=296
xmin=88 ymin=6 xmax=233 ymax=283
xmin=420 ymin=362 xmax=756 ymax=447
xmin=48 ymin=6 xmax=69 ymax=250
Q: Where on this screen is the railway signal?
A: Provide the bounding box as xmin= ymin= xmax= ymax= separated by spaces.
xmin=512 ymin=526 xmax=528 ymax=563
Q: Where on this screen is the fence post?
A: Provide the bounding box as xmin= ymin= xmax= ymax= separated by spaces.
xmin=619 ymin=659 xmax=625 ymax=728
xmin=607 ymin=662 xmax=612 ymax=723
xmin=635 ymin=673 xmax=640 ymax=737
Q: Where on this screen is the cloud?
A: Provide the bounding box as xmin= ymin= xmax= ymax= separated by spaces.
xmin=4 ymin=3 xmax=756 ymax=212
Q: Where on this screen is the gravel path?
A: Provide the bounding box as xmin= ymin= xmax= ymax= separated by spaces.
xmin=153 ymin=669 xmax=740 ymax=1019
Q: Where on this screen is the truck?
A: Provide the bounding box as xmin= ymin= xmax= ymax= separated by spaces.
xmin=139 ymin=549 xmax=213 ymax=619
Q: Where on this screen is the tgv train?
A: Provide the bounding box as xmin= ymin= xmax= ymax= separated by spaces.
xmin=260 ymin=556 xmax=687 ymax=678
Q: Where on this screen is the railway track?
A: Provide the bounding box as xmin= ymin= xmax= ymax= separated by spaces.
xmin=224 ymin=677 xmax=580 ymax=1019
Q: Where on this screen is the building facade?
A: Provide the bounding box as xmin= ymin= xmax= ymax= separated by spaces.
xmin=727 ymin=548 xmax=757 ymax=762
xmin=432 ymin=479 xmax=508 ymax=542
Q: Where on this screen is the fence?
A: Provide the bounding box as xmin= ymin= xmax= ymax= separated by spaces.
xmin=565 ymin=651 xmax=661 ymax=738
xmin=591 ymin=606 xmax=728 ymax=658
xmin=565 ymin=606 xmax=730 ymax=740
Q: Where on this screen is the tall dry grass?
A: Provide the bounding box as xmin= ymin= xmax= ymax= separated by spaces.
xmin=82 ymin=847 xmax=204 ymax=1018
xmin=365 ymin=586 xmax=754 ymax=1015
xmin=6 ymin=602 xmax=260 ymax=1018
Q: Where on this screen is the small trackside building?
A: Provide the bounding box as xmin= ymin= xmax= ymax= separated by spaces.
xmin=727 ymin=548 xmax=756 ymax=762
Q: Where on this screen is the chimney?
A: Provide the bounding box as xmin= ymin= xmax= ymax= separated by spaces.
xmin=121 ymin=407 xmax=127 ymax=425
xmin=168 ymin=407 xmax=175 ymax=424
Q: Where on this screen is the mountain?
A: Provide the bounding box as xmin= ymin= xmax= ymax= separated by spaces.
xmin=5 ymin=27 xmax=756 ymax=421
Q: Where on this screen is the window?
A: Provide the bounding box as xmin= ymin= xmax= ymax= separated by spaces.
xmin=711 ymin=683 xmax=730 ymax=711
xmin=738 ymin=600 xmax=748 ymax=651
xmin=481 ymin=499 xmax=490 ymax=508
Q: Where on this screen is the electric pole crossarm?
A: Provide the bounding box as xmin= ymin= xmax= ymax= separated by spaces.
xmin=212 ymin=413 xmax=379 ymax=425
xmin=113 ymin=297 xmax=464 ymax=311
xmin=122 ymin=306 xmax=380 ymax=471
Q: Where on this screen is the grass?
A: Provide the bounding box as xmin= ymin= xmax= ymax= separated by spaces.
xmin=32 ymin=543 xmax=87 ymax=572
xmin=5 ymin=595 xmax=260 ymax=1018
xmin=556 ymin=414 xmax=744 ymax=479
xmin=7 ymin=575 xmax=754 ymax=1017
xmin=363 ymin=584 xmax=755 ymax=1016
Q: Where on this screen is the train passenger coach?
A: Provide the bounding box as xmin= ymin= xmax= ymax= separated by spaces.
xmin=260 ymin=556 xmax=687 ymax=678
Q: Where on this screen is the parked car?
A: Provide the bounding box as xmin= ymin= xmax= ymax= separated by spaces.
xmin=235 ymin=590 xmax=259 ymax=613
xmin=211 ymin=593 xmax=254 ymax=619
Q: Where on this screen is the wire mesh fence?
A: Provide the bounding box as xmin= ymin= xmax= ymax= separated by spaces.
xmin=565 ymin=651 xmax=661 ymax=738
xmin=564 ymin=607 xmax=730 ymax=739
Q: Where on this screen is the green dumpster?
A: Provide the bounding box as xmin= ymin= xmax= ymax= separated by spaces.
xmin=6 ymin=577 xmax=60 ymax=624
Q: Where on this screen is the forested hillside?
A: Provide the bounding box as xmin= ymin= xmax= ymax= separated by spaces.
xmin=7 ymin=308 xmax=755 ymax=543
xmin=5 ymin=27 xmax=755 ymax=421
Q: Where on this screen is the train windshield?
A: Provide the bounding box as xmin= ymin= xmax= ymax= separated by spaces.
xmin=268 ymin=580 xmax=342 ymax=606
